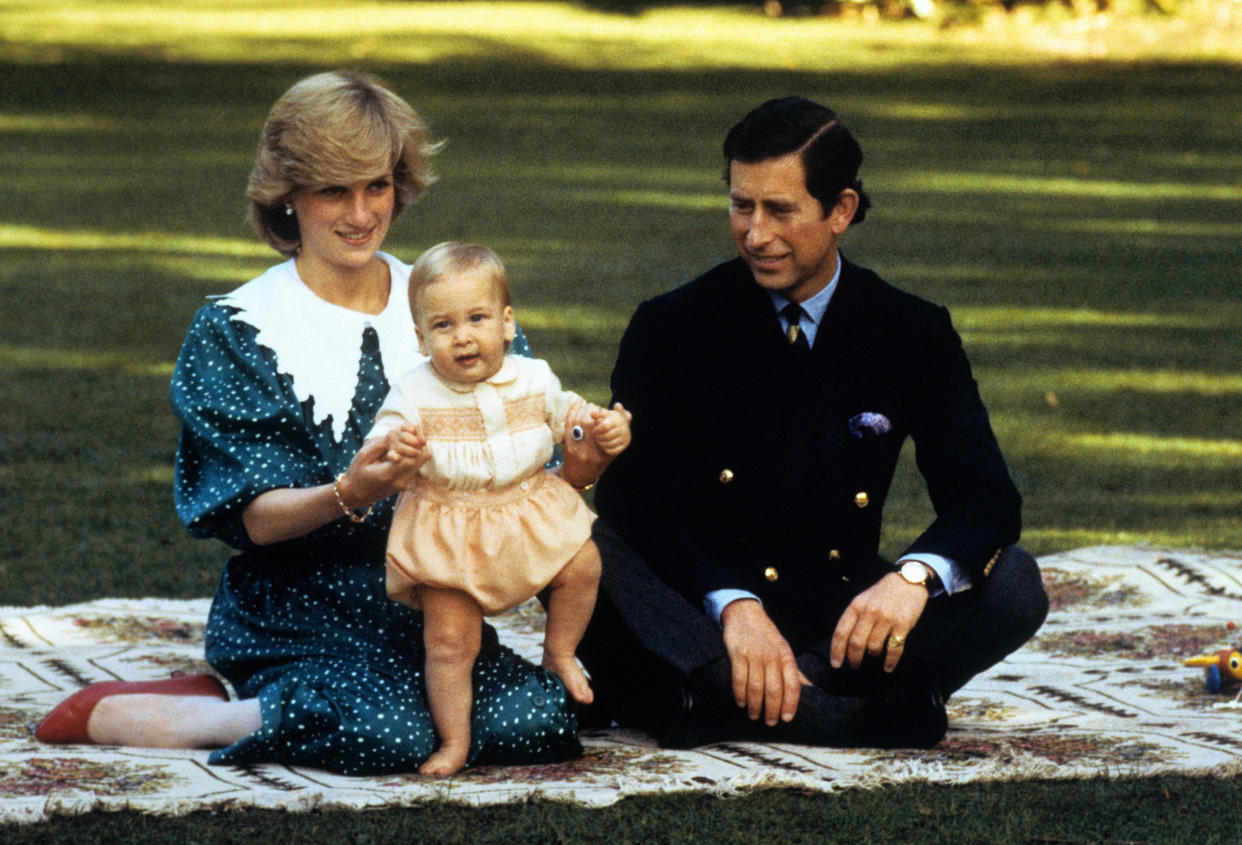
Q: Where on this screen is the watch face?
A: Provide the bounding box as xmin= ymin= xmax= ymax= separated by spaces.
xmin=900 ymin=561 xmax=928 ymax=584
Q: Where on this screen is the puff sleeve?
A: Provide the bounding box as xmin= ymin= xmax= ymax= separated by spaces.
xmin=170 ymin=305 xmax=327 ymax=550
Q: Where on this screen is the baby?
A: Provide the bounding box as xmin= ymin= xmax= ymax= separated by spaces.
xmin=366 ymin=242 xmax=630 ymax=776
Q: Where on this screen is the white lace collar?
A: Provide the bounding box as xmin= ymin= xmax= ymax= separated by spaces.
xmin=215 ymin=253 xmax=424 ymax=442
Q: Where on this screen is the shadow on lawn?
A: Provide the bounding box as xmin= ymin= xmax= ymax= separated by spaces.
xmin=1 ymin=54 xmax=1239 ymax=603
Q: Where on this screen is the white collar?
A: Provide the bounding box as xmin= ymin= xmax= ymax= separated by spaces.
xmin=215 ymin=253 xmax=423 ymax=442
xmin=434 ymin=355 xmax=519 ymax=393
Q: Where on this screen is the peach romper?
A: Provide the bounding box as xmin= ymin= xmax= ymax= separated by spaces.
xmin=367 ymin=356 xmax=595 ymax=615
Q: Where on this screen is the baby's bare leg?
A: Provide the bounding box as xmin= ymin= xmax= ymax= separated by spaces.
xmin=542 ymin=539 xmax=602 ymax=705
xmin=420 ymin=587 xmax=483 ymax=776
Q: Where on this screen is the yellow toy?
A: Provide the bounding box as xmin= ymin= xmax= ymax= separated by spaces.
xmin=1184 ymin=622 xmax=1242 ymax=699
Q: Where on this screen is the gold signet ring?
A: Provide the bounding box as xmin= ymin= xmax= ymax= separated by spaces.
xmin=886 ymin=633 xmax=906 ymax=650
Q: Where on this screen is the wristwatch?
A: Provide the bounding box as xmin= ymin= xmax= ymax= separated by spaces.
xmin=897 ymin=560 xmax=935 ymax=589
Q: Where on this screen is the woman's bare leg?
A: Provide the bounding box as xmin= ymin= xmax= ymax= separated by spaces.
xmin=419 ymin=587 xmax=483 ymax=776
xmin=542 ymin=539 xmax=602 ymax=705
xmin=87 ymin=696 xmax=262 ymax=748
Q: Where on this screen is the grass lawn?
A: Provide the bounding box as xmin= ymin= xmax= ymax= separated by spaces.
xmin=1 ymin=2 xmax=1240 ymax=841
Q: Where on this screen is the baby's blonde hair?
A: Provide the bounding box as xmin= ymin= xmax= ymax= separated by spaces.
xmin=409 ymin=242 xmax=512 ymax=326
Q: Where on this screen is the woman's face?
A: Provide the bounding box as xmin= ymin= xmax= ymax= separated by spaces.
xmin=414 ymin=269 xmax=516 ymax=385
xmin=289 ymin=171 xmax=394 ymax=278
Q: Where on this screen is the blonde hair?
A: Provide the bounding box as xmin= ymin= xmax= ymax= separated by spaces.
xmin=246 ymin=70 xmax=440 ymax=257
xmin=409 ymin=242 xmax=512 ymax=326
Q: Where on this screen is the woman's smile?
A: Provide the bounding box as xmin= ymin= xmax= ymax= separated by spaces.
xmin=291 ymin=173 xmax=395 ymax=281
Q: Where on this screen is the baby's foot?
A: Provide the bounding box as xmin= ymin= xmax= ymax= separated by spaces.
xmin=543 ymin=653 xmax=595 ymax=705
xmin=419 ymin=743 xmax=468 ymax=776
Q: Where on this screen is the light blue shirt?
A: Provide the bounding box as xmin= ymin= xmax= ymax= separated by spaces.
xmin=704 ymin=254 xmax=970 ymax=624
xmin=768 ymin=261 xmax=839 ymax=349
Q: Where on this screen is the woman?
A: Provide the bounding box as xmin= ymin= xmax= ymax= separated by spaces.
xmin=35 ymin=70 xmax=603 ymax=774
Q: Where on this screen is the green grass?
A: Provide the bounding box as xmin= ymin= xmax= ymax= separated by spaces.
xmin=7 ymin=778 xmax=1242 ymax=843
xmin=2 ymin=2 xmax=1241 ymax=841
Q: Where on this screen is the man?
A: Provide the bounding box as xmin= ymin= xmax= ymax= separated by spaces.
xmin=579 ymin=97 xmax=1048 ymax=749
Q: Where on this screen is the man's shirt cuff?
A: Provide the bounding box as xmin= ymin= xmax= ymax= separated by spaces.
xmin=704 ymin=588 xmax=760 ymax=626
xmin=899 ymin=553 xmax=971 ymax=597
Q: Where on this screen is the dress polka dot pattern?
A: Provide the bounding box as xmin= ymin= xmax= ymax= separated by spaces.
xmin=171 ymin=296 xmax=578 ymax=775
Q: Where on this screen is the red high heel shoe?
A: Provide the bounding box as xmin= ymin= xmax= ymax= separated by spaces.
xmin=35 ymin=674 xmax=230 ymax=744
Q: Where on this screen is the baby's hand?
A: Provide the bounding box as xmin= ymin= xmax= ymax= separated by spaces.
xmin=589 ymin=403 xmax=632 ymax=457
xmin=349 ymin=424 xmax=428 ymax=501
xmin=382 ymin=422 xmax=429 ymax=471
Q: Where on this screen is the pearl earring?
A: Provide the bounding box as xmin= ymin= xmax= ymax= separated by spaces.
xmin=284 ymin=204 xmax=294 ymax=216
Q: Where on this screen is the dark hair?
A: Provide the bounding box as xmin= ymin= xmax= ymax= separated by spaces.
xmin=722 ymin=97 xmax=870 ymax=224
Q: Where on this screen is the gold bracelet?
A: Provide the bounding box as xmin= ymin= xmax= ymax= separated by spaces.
xmin=567 ymin=470 xmax=599 ymax=492
xmin=332 ymin=473 xmax=374 ymax=524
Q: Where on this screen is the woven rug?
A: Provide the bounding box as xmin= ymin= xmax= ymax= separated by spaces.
xmin=4 ymin=545 xmax=1242 ymax=824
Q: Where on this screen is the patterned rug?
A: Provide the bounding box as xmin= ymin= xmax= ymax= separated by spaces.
xmin=4 ymin=545 xmax=1242 ymax=824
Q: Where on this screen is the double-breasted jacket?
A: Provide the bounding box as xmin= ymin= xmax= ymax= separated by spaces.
xmin=594 ymin=256 xmax=1021 ymax=651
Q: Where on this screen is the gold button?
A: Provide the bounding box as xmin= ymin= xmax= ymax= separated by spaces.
xmin=763 ymin=566 xmax=779 ymax=582
xmin=829 ymin=549 xmax=841 ymax=560
xmin=854 ymin=491 xmax=869 ymax=508
xmin=719 ymin=469 xmax=734 ymax=484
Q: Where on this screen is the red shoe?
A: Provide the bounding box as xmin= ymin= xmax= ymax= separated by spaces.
xmin=35 ymin=674 xmax=230 ymax=744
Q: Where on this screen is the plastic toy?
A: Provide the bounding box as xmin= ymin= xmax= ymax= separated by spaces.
xmin=1184 ymin=622 xmax=1242 ymax=699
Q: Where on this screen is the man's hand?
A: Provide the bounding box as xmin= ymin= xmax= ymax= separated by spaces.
xmin=719 ymin=599 xmax=811 ymax=726
xmin=829 ymin=573 xmax=929 ymax=674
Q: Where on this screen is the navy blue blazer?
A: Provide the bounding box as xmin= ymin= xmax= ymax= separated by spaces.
xmin=594 ymin=256 xmax=1021 ymax=651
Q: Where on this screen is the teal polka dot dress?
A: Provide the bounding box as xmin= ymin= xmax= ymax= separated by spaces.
xmin=170 ymin=257 xmax=579 ymax=775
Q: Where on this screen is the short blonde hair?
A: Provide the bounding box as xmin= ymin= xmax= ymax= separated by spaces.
xmin=247 ymin=70 xmax=439 ymax=257
xmin=409 ymin=242 xmax=512 ymax=325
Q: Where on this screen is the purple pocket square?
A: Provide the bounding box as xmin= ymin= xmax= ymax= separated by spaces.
xmin=849 ymin=412 xmax=892 ymax=439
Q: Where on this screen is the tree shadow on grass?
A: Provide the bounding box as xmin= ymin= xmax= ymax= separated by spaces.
xmin=2 ymin=54 xmax=1240 ymax=600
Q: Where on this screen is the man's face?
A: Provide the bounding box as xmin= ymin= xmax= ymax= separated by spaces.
xmin=728 ymin=153 xmax=849 ymax=303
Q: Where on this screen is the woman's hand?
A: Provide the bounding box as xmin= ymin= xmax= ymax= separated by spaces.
xmin=242 ymin=422 xmax=426 ymax=546
xmin=560 ymin=400 xmax=630 ymax=489
xmin=337 ymin=423 xmax=427 ymax=509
